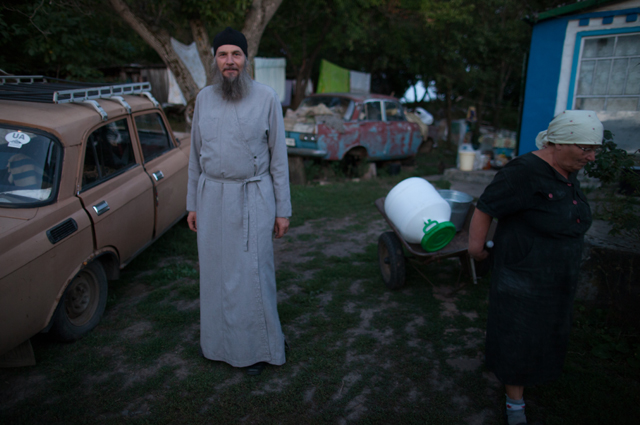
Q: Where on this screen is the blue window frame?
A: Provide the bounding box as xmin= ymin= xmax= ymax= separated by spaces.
xmin=568 ymin=27 xmax=640 ymax=112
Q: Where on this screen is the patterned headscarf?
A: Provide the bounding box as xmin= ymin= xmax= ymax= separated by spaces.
xmin=535 ymin=110 xmax=604 ymax=149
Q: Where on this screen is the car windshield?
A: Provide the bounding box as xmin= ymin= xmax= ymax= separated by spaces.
xmin=0 ymin=126 xmax=61 ymax=207
xmin=299 ymin=96 xmax=354 ymax=120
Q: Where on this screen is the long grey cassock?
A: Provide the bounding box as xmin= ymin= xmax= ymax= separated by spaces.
xmin=186 ymin=80 xmax=291 ymax=368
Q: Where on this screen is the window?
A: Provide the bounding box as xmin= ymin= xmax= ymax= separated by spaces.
xmin=298 ymin=96 xmax=354 ymax=120
xmin=135 ymin=113 xmax=174 ymax=162
xmin=361 ymin=101 xmax=382 ymax=121
xmin=0 ymin=126 xmax=60 ymax=206
xmin=385 ymin=101 xmax=406 ymax=121
xmin=82 ymin=119 xmax=135 ymax=189
xmin=575 ymin=33 xmax=640 ymax=111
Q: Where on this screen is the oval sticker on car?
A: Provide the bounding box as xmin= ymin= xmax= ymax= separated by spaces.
xmin=285 ymin=137 xmax=295 ymax=147
xmin=5 ymin=131 xmax=31 ymax=148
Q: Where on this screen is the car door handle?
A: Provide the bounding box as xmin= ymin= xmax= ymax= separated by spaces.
xmin=153 ymin=171 xmax=165 ymax=181
xmin=93 ymin=200 xmax=110 ymax=216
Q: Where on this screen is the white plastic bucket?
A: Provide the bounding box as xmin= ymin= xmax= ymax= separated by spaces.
xmin=384 ymin=178 xmax=452 ymax=244
xmin=459 ymin=151 xmax=475 ymax=171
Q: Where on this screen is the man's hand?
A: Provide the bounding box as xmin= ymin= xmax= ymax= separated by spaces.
xmin=274 ymin=217 xmax=289 ymax=239
xmin=187 ymin=211 xmax=197 ymax=232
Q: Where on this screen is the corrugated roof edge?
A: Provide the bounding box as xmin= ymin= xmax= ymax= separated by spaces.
xmin=529 ymin=0 xmax=621 ymax=23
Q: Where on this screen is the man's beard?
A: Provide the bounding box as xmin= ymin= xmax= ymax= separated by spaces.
xmin=212 ymin=62 xmax=252 ymax=101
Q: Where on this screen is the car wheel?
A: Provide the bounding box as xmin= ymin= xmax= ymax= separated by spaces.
xmin=49 ymin=261 xmax=108 ymax=342
xmin=378 ymin=231 xmax=406 ymax=290
xmin=342 ymin=148 xmax=368 ymax=178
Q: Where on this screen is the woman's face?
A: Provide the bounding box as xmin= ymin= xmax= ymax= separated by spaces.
xmin=555 ymin=143 xmax=598 ymax=174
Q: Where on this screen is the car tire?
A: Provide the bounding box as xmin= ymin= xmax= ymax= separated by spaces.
xmin=49 ymin=261 xmax=108 ymax=342
xmin=342 ymin=148 xmax=367 ymax=178
xmin=378 ymin=231 xmax=406 ymax=290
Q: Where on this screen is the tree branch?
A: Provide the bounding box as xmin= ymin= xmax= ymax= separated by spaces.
xmin=190 ymin=18 xmax=214 ymax=86
xmin=107 ymin=0 xmax=199 ymax=104
xmin=242 ymin=0 xmax=284 ymax=61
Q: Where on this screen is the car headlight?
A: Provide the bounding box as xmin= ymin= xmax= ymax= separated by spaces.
xmin=300 ymin=133 xmax=316 ymax=142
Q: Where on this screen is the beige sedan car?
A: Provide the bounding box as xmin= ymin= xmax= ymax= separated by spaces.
xmin=0 ymin=77 xmax=190 ymax=361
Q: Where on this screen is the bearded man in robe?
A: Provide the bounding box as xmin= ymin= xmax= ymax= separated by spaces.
xmin=186 ymin=27 xmax=291 ymax=376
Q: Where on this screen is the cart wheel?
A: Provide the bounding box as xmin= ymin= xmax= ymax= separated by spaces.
xmin=378 ymin=231 xmax=406 ymax=290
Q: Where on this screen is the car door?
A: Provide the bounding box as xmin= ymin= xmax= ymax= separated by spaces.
xmin=0 ymin=131 xmax=95 ymax=354
xmin=133 ymin=111 xmax=189 ymax=237
xmin=358 ymin=100 xmax=388 ymax=159
xmin=77 ymin=117 xmax=155 ymax=264
xmin=384 ymin=101 xmax=418 ymax=158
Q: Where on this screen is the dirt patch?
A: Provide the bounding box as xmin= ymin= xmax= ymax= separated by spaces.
xmin=122 ymin=322 xmax=153 ymax=340
xmin=1 ymin=212 xmax=497 ymax=424
xmin=273 ymin=216 xmax=388 ymax=268
xmin=0 ymin=373 xmax=48 ymax=410
xmin=446 ymin=357 xmax=483 ymax=371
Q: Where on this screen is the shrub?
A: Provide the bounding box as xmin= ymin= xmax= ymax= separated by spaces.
xmin=584 ymin=131 xmax=640 ymax=239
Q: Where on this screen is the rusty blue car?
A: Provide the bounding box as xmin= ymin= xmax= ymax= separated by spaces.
xmin=284 ymin=93 xmax=426 ymax=166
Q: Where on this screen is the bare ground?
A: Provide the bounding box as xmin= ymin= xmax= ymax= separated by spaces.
xmin=0 ymin=214 xmax=501 ymax=423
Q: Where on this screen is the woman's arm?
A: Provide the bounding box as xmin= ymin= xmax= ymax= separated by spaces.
xmin=468 ymin=208 xmax=493 ymax=261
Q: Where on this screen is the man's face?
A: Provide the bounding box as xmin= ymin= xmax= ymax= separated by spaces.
xmin=215 ymin=45 xmax=246 ymax=79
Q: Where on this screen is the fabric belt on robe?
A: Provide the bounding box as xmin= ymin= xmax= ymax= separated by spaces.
xmin=199 ymin=172 xmax=270 ymax=252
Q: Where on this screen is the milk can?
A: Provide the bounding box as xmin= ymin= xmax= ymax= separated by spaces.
xmin=384 ymin=178 xmax=456 ymax=252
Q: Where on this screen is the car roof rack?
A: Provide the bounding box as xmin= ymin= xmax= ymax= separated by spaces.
xmin=0 ymin=75 xmax=160 ymax=121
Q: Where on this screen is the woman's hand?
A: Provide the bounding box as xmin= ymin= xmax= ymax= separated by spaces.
xmin=469 ymin=246 xmax=489 ymax=261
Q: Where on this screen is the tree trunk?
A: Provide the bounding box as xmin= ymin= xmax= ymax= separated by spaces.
xmin=242 ymin=0 xmax=284 ymax=62
xmin=190 ymin=18 xmax=214 ymax=86
xmin=110 ymin=0 xmax=281 ymax=125
xmin=493 ymin=60 xmax=512 ymax=131
xmin=292 ymin=57 xmax=318 ymax=110
xmin=445 ymin=81 xmax=453 ymax=145
xmin=274 ymin=17 xmax=331 ymax=110
xmin=108 ymin=0 xmax=199 ymax=107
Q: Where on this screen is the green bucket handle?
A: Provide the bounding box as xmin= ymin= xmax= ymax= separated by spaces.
xmin=423 ymin=219 xmax=438 ymax=233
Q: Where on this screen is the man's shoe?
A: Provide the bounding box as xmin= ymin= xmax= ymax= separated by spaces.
xmin=246 ymin=362 xmax=266 ymax=376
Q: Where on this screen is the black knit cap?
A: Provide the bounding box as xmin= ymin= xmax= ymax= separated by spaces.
xmin=213 ymin=27 xmax=248 ymax=57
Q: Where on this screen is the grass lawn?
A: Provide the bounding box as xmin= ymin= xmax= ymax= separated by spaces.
xmin=1 ymin=162 xmax=639 ymax=424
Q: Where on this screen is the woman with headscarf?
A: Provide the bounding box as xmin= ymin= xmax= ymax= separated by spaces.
xmin=468 ymin=110 xmax=603 ymax=424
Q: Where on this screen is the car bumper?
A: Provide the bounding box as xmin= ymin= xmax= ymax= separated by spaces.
xmin=287 ymin=147 xmax=327 ymax=158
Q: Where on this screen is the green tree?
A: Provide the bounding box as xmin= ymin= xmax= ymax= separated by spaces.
xmin=260 ymin=0 xmax=428 ymax=108
xmin=420 ymin=0 xmax=476 ymax=141
xmin=585 ymin=132 xmax=640 ymax=239
xmin=107 ymin=0 xmax=283 ymax=112
xmin=418 ymin=0 xmax=568 ymax=138
xmin=261 ymin=0 xmax=393 ymax=109
xmin=0 ymin=1 xmax=156 ymax=79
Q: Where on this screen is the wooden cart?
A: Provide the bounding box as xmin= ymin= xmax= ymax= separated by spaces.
xmin=375 ymin=196 xmax=489 ymax=290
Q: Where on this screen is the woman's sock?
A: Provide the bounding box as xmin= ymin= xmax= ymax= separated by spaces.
xmin=505 ymin=395 xmax=526 ymax=425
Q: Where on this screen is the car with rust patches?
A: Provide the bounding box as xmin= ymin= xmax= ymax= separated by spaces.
xmin=284 ymin=93 xmax=431 ymax=166
xmin=0 ymin=76 xmax=190 ymax=363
